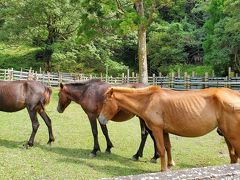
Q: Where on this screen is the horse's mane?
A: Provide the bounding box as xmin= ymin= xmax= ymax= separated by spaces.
xmin=106 ymin=86 xmax=160 ymax=95
xmin=66 ymin=79 xmax=103 ymax=86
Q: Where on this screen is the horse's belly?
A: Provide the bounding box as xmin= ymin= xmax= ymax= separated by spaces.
xmin=0 ymin=104 xmax=25 ymax=112
xmin=164 ymin=111 xmax=218 ymax=137
xmin=0 ymin=98 xmax=25 ymax=112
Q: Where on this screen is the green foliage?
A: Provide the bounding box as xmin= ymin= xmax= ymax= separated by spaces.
xmin=0 ymin=0 xmax=239 ymax=76
xmin=148 ymin=22 xmax=191 ymax=74
xmin=203 ymin=0 xmax=240 ymax=75
xmin=161 ymin=64 xmax=213 ymax=76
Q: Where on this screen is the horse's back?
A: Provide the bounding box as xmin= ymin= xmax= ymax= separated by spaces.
xmin=0 ymin=80 xmax=50 ymax=112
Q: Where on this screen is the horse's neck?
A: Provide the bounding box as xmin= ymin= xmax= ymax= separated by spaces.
xmin=114 ymin=91 xmax=151 ymax=116
xmin=67 ymin=85 xmax=86 ymax=102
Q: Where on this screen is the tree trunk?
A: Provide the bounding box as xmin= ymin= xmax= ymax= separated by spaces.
xmin=135 ymin=0 xmax=148 ymax=84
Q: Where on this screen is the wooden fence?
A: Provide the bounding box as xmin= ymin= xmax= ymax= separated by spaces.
xmin=1 ymin=68 xmax=240 ymax=90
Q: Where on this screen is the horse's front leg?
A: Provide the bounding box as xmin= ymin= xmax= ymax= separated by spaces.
xmin=88 ymin=114 xmax=101 ymax=157
xmin=27 ymin=108 xmax=39 ymax=147
xmin=152 ymin=127 xmax=167 ymax=172
xmin=132 ymin=118 xmax=149 ymax=161
xmin=38 ymin=110 xmax=55 ymax=145
xmin=163 ymin=132 xmax=175 ymax=167
xmin=99 ymin=123 xmax=114 ymax=153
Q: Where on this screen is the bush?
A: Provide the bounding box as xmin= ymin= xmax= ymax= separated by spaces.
xmin=158 ymin=64 xmax=213 ymax=76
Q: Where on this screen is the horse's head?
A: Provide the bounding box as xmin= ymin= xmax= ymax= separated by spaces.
xmin=57 ymin=83 xmax=71 ymax=113
xmin=98 ymin=88 xmax=119 ymax=125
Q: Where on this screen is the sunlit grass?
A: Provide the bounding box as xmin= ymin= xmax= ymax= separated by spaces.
xmin=0 ymin=89 xmax=229 ymax=179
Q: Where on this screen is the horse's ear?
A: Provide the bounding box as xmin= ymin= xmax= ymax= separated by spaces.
xmin=60 ymin=83 xmax=64 ymax=89
xmin=106 ymin=88 xmax=114 ymax=98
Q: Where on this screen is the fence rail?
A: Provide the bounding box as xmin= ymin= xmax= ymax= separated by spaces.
xmin=1 ymin=68 xmax=240 ymax=90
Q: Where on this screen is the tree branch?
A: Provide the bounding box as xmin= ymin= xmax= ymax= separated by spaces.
xmin=115 ymin=0 xmax=125 ymax=14
xmin=147 ymin=0 xmax=157 ymax=26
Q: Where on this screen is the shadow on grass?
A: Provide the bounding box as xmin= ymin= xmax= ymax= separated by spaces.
xmin=58 ymin=157 xmax=154 ymax=178
xmin=37 ymin=144 xmax=136 ymax=164
xmin=0 ymin=138 xmax=26 ymax=149
xmin=36 ymin=144 xmax=157 ymax=177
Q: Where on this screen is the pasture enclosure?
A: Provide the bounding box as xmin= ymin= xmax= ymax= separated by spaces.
xmin=1 ymin=68 xmax=240 ymax=90
xmin=0 ymin=89 xmax=230 ymax=179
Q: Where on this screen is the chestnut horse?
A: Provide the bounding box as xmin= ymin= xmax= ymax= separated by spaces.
xmin=99 ymin=86 xmax=240 ymax=171
xmin=0 ymin=80 xmax=54 ymax=146
xmin=57 ymin=79 xmax=160 ymax=162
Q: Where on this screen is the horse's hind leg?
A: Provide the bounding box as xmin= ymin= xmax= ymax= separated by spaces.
xmin=148 ymin=129 xmax=160 ymax=163
xmin=224 ymin=137 xmax=238 ymax=163
xmin=38 ymin=110 xmax=55 ymax=144
xmin=99 ymin=123 xmax=114 ymax=153
xmin=132 ymin=118 xmax=149 ymax=161
xmin=27 ymin=108 xmax=39 ymax=147
xmin=88 ymin=114 xmax=101 ymax=157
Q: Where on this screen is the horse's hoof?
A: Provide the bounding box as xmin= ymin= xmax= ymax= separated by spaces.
xmin=150 ymin=158 xmax=157 ymax=163
xmin=131 ymin=156 xmax=139 ymax=161
xmin=47 ymin=139 xmax=54 ymax=145
xmin=47 ymin=142 xmax=52 ymax=146
xmin=105 ymin=149 xmax=111 ymax=154
xmin=89 ymin=153 xmax=97 ymax=158
xmin=168 ymin=161 xmax=175 ymax=168
xmin=23 ymin=143 xmax=32 ymax=149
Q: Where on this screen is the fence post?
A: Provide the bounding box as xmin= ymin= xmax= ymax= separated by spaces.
xmin=121 ymin=73 xmax=125 ymax=83
xmin=59 ymin=72 xmax=63 ymax=86
xmin=204 ymin=72 xmax=209 ymax=89
xmin=224 ymin=76 xmax=228 ymax=88
xmin=170 ymin=72 xmax=174 ymax=88
xmin=47 ymin=71 xmax=51 ymax=86
xmin=228 ymin=67 xmax=232 ymax=88
xmin=192 ymin=71 xmax=195 ymax=78
xmin=159 ymin=72 xmax=162 ymax=87
xmin=127 ymin=68 xmax=130 ymax=83
xmin=228 ymin=67 xmax=231 ymax=78
xmin=4 ymin=69 xmax=6 ymax=80
xmin=152 ymin=73 xmax=156 ymax=85
xmin=20 ymin=68 xmax=23 ymax=80
xmin=105 ymin=65 xmax=108 ymax=82
xmin=187 ymin=74 xmax=191 ymax=89
xmin=28 ymin=68 xmax=33 ymax=80
xmin=184 ymin=72 xmax=187 ymax=89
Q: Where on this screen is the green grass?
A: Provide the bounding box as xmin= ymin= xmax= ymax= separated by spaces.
xmin=0 ymin=89 xmax=229 ymax=179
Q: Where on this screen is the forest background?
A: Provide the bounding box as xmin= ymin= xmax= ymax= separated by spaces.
xmin=0 ymin=0 xmax=239 ymax=77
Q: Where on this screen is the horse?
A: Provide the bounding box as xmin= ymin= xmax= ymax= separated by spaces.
xmin=99 ymin=86 xmax=240 ymax=171
xmin=57 ymin=79 xmax=162 ymax=162
xmin=0 ymin=80 xmax=54 ymax=146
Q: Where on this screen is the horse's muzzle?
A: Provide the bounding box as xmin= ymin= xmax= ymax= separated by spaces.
xmin=98 ymin=115 xmax=108 ymax=125
xmin=57 ymin=106 xmax=63 ymax=113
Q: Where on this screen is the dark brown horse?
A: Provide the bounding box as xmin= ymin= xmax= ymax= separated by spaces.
xmin=57 ymin=79 xmax=160 ymax=162
xmin=0 ymin=80 xmax=54 ymax=146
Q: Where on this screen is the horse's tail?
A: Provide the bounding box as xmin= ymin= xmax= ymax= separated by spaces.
xmin=40 ymin=86 xmax=52 ymax=110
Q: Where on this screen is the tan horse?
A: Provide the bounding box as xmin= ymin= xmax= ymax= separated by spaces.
xmin=98 ymin=86 xmax=240 ymax=171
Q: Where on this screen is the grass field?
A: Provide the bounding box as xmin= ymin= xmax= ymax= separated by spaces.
xmin=0 ymin=89 xmax=229 ymax=179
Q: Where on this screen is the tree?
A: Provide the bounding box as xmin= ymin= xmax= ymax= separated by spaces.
xmin=0 ymin=0 xmax=82 ymax=71
xmin=79 ymin=0 xmax=171 ymax=83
